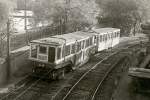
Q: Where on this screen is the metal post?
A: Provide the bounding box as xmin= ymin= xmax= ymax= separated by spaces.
xmin=24 ymin=0 xmax=28 ymax=44
xmin=6 ymin=20 xmax=10 ymax=80
xmin=64 ymin=0 xmax=70 ymax=34
xmin=0 ymin=33 xmax=2 ymax=57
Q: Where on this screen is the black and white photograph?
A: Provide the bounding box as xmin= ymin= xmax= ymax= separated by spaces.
xmin=0 ymin=0 xmax=150 ymax=100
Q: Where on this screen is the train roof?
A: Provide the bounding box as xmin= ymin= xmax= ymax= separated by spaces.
xmin=31 ymin=31 xmax=94 ymax=46
xmin=30 ymin=28 xmax=120 ymax=46
xmin=92 ymin=28 xmax=120 ymax=34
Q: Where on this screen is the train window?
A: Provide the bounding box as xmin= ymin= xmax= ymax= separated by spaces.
xmin=82 ymin=41 xmax=85 ymax=49
xmin=62 ymin=46 xmax=65 ymax=57
xmin=104 ymin=34 xmax=106 ymax=41
xmin=113 ymin=33 xmax=115 ymax=38
xmin=39 ymin=46 xmax=47 ymax=54
xmin=90 ymin=37 xmax=93 ymax=45
xmin=111 ymin=33 xmax=113 ymax=38
xmin=77 ymin=42 xmax=81 ymax=52
xmin=71 ymin=44 xmax=75 ymax=54
xmin=115 ymin=32 xmax=117 ymax=38
xmin=103 ymin=35 xmax=105 ymax=41
xmin=117 ymin=32 xmax=120 ymax=37
xmin=77 ymin=43 xmax=79 ymax=52
xmin=99 ymin=35 xmax=102 ymax=42
xmin=31 ymin=44 xmax=38 ymax=58
xmin=57 ymin=47 xmax=61 ymax=60
xmin=116 ymin=32 xmax=118 ymax=37
xmin=108 ymin=34 xmax=110 ymax=40
xmin=101 ymin=35 xmax=103 ymax=41
xmin=105 ymin=34 xmax=107 ymax=41
xmin=65 ymin=45 xmax=70 ymax=56
xmin=107 ymin=34 xmax=109 ymax=40
xmin=79 ymin=42 xmax=81 ymax=50
xmin=88 ymin=39 xmax=90 ymax=46
xmin=85 ymin=39 xmax=87 ymax=48
xmin=86 ymin=39 xmax=89 ymax=48
xmin=94 ymin=36 xmax=97 ymax=44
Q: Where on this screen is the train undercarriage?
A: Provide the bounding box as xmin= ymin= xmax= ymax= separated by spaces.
xmin=31 ymin=61 xmax=73 ymax=80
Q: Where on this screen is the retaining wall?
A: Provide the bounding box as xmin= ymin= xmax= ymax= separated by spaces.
xmin=0 ymin=50 xmax=32 ymax=85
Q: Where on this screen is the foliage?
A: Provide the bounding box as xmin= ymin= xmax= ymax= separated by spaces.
xmin=0 ymin=1 xmax=9 ymax=28
xmin=96 ymin=0 xmax=147 ymax=36
xmin=0 ymin=0 xmax=15 ymax=57
xmin=0 ymin=0 xmax=15 ymax=29
xmin=31 ymin=0 xmax=98 ymax=33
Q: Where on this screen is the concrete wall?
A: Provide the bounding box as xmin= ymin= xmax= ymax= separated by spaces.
xmin=0 ymin=50 xmax=32 ymax=85
xmin=10 ymin=51 xmax=32 ymax=76
xmin=0 ymin=62 xmax=7 ymax=85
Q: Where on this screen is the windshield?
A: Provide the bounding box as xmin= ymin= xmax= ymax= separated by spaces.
xmin=39 ymin=46 xmax=47 ymax=54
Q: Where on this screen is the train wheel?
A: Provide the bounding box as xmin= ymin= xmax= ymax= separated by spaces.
xmin=32 ymin=69 xmax=35 ymax=73
xmin=57 ymin=69 xmax=65 ymax=80
xmin=51 ymin=71 xmax=57 ymax=80
xmin=65 ymin=64 xmax=73 ymax=73
xmin=32 ymin=68 xmax=38 ymax=73
xmin=62 ymin=69 xmax=65 ymax=79
xmin=130 ymin=78 xmax=139 ymax=92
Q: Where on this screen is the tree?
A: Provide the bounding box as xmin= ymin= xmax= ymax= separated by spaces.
xmin=0 ymin=1 xmax=9 ymax=28
xmin=96 ymin=0 xmax=146 ymax=36
xmin=0 ymin=0 xmax=14 ymax=57
xmin=31 ymin=0 xmax=98 ymax=33
xmin=0 ymin=0 xmax=15 ymax=28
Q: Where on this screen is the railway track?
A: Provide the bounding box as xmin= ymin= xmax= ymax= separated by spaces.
xmin=53 ymin=42 xmax=147 ymax=100
xmin=0 ymin=70 xmax=52 ymax=100
xmin=0 ymin=39 xmax=147 ymax=100
xmin=92 ymin=56 xmax=131 ymax=100
xmin=0 ymin=50 xmax=112 ymax=100
xmin=54 ymin=51 xmax=122 ymax=100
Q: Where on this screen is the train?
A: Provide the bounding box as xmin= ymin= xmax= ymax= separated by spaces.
xmin=29 ymin=28 xmax=120 ymax=79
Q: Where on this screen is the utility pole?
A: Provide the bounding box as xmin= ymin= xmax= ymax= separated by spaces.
xmin=0 ymin=33 xmax=2 ymax=57
xmin=64 ymin=0 xmax=70 ymax=34
xmin=24 ymin=0 xmax=28 ymax=44
xmin=6 ymin=20 xmax=10 ymax=80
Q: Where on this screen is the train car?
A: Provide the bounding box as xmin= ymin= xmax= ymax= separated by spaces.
xmin=92 ymin=28 xmax=120 ymax=51
xmin=29 ymin=28 xmax=120 ymax=79
xmin=29 ymin=31 xmax=96 ymax=79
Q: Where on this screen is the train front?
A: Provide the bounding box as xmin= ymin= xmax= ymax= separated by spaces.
xmin=29 ymin=38 xmax=64 ymax=75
